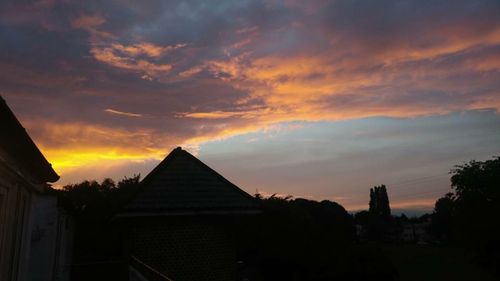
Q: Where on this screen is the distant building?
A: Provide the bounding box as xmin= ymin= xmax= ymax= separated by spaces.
xmin=0 ymin=97 xmax=74 ymax=281
xmin=117 ymin=147 xmax=260 ymax=281
xmin=401 ymin=218 xmax=432 ymax=244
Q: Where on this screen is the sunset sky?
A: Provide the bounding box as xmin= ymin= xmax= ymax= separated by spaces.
xmin=1 ymin=0 xmax=499 ymax=213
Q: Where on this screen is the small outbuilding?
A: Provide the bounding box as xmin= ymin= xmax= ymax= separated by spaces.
xmin=117 ymin=147 xmax=260 ymax=281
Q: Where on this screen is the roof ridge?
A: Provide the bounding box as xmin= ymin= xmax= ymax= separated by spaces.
xmin=0 ymin=96 xmax=59 ymax=183
xmin=113 ymin=147 xmax=182 ymax=214
xmin=140 ymin=146 xmax=182 ymax=185
xmin=178 ymin=149 xmax=256 ymax=201
xmin=119 ymin=146 xmax=260 ymax=216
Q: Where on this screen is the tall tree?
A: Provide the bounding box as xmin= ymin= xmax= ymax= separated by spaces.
xmin=379 ymin=185 xmax=391 ymax=217
xmin=369 ymin=188 xmax=377 ymax=213
xmin=369 ymin=185 xmax=391 ymax=218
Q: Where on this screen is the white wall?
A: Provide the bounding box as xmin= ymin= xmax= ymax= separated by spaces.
xmin=27 ymin=195 xmax=74 ymax=281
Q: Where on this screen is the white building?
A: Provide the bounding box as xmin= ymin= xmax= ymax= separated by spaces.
xmin=0 ymin=96 xmax=73 ymax=281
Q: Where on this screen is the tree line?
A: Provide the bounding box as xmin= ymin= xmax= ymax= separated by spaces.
xmin=54 ymin=156 xmax=500 ymax=280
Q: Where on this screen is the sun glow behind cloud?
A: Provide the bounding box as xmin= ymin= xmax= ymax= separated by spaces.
xmin=43 ymin=147 xmax=164 ymax=170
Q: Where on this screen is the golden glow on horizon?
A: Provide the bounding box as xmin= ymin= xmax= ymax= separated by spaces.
xmin=23 ymin=121 xmax=176 ymax=174
xmin=42 ymin=147 xmax=165 ymax=171
xmin=347 ymin=199 xmax=438 ymax=212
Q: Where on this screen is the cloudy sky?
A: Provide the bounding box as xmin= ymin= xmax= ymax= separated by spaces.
xmin=1 ymin=0 xmax=499 ymax=212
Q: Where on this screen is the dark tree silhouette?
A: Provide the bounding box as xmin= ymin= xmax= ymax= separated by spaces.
xmin=430 ymin=192 xmax=454 ymax=241
xmin=355 ymin=185 xmax=395 ymax=242
xmin=57 ymin=175 xmax=141 ymax=281
xmin=450 ymin=158 xmax=500 ymax=266
xmin=432 ymin=156 xmax=500 ymax=273
xmin=59 ymin=175 xmax=141 ymax=220
xmin=369 ymin=185 xmax=391 ymax=218
xmin=451 ymin=157 xmax=500 ymax=204
xmin=232 ymin=195 xmax=399 ymax=280
xmin=354 ymin=210 xmax=372 ymax=225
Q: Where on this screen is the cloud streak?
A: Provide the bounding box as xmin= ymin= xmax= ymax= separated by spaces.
xmin=104 ymin=108 xmax=143 ymax=118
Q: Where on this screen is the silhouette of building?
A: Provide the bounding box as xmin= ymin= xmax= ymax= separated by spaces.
xmin=0 ymin=97 xmax=74 ymax=281
xmin=117 ymin=147 xmax=260 ymax=281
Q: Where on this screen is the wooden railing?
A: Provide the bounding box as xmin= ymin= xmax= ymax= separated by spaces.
xmin=129 ymin=256 xmax=174 ymax=281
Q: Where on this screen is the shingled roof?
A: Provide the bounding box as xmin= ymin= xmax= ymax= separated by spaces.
xmin=0 ymin=96 xmax=59 ymax=183
xmin=119 ymin=147 xmax=260 ymax=217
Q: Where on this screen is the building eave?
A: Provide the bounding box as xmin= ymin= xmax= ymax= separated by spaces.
xmin=0 ymin=96 xmax=59 ymax=184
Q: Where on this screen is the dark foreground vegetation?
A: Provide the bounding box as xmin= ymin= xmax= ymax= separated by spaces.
xmin=436 ymin=157 xmax=500 ymax=271
xmin=54 ymin=157 xmax=499 ymax=281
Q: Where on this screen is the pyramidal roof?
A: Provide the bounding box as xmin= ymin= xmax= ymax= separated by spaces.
xmin=120 ymin=147 xmax=260 ymax=217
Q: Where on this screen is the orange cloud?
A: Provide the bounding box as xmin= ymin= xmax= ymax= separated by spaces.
xmin=236 ymin=26 xmax=258 ymax=35
xmin=232 ymin=38 xmax=253 ymax=49
xmin=180 ymin=111 xmax=249 ymax=119
xmin=181 ymin=123 xmax=265 ymax=150
xmin=390 ymin=199 xmax=437 ymax=210
xmin=91 ymin=45 xmax=173 ymax=76
xmin=195 ymin=30 xmax=500 ymax=131
xmin=104 ymin=108 xmax=143 ymax=118
xmin=373 ymin=26 xmax=500 ymax=64
xmin=70 ymin=15 xmax=113 ymax=40
xmin=111 ymin=42 xmax=186 ymax=58
xmin=9 ymin=2 xmax=500 ymax=184
xmin=72 ymin=15 xmax=185 ymax=78
xmin=71 ymin=15 xmax=105 ymax=29
xmin=178 ymin=65 xmax=204 ymax=78
xmin=178 ymin=107 xmax=271 ymax=119
xmin=33 ymin=17 xmax=500 ymax=184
